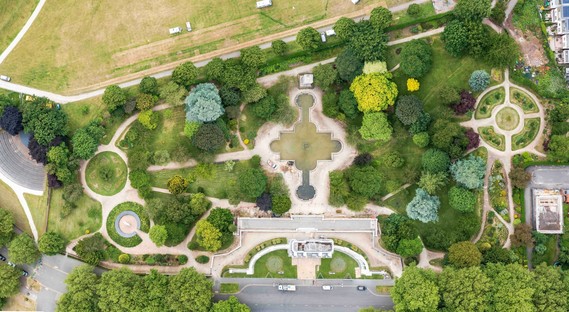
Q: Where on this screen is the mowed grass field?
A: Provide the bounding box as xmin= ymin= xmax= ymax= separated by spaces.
xmin=0 ymin=0 xmax=406 ymax=93
xmin=0 ymin=180 xmax=32 ymax=235
xmin=0 ymin=0 xmax=37 ymax=53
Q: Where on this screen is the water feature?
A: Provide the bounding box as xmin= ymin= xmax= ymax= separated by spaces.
xmin=270 ymin=93 xmax=341 ymax=200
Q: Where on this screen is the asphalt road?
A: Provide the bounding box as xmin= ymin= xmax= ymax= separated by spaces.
xmin=214 ymin=284 xmax=393 ymax=312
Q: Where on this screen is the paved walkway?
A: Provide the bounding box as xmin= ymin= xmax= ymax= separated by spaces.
xmin=0 ymin=0 xmax=46 ymax=64
xmin=463 ymin=69 xmax=546 ymax=248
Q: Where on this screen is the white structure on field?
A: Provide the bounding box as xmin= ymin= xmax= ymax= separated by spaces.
xmin=257 ymin=0 xmax=272 ymax=9
xmin=169 ymin=27 xmax=182 ymax=35
xmin=299 ymin=73 xmax=314 ymax=89
xmin=533 ymin=189 xmax=564 ymax=234
xmin=288 ymin=239 xmax=334 ymax=258
xmin=186 ymin=21 xmax=192 ymax=32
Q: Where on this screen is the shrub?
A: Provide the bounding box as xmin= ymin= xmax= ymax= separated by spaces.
xmin=448 ymin=186 xmax=477 ymax=212
xmin=138 ymin=110 xmax=158 ymax=130
xmin=407 ymin=78 xmax=420 ymax=92
xmin=421 ymin=149 xmax=450 ymax=173
xmin=118 ymin=254 xmax=130 ymax=264
xmin=407 ymin=3 xmax=422 ymax=16
xmin=469 ymin=70 xmax=490 ymax=92
xmin=196 ymin=255 xmax=210 ymax=264
xmin=384 ymin=152 xmax=405 ymax=168
xmin=177 ymin=255 xmax=188 ymax=265
xmin=413 ymin=132 xmax=429 ymax=148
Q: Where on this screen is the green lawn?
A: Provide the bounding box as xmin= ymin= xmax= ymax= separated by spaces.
xmin=106 ymin=202 xmax=150 ymax=247
xmin=476 ymin=87 xmax=505 ymax=119
xmin=149 ymin=160 xmax=254 ymax=199
xmin=317 ymin=251 xmax=358 ymax=279
xmin=24 ymin=190 xmax=49 ymax=236
xmin=512 ymin=118 xmax=540 ymax=151
xmin=0 ymin=180 xmax=32 ymax=235
xmin=0 ymin=0 xmax=37 ymax=53
xmin=48 ymin=188 xmax=102 ymax=241
xmin=220 ymin=283 xmax=239 ymax=294
xmin=61 ymin=97 xmax=107 ymax=134
xmin=391 ymin=3 xmax=436 ymax=27
xmin=223 ymin=249 xmax=297 ymax=278
xmin=496 ymin=107 xmax=520 ymax=131
xmin=85 ymin=152 xmax=128 ymax=196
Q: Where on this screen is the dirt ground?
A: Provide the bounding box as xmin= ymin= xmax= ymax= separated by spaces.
xmin=505 ymin=16 xmax=548 ymax=67
xmin=3 ymin=294 xmax=36 ymax=311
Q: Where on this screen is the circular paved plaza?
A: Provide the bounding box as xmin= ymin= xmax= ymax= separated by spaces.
xmin=114 ymin=211 xmax=141 ymax=238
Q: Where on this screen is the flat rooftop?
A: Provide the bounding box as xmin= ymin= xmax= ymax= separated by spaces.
xmin=291 ymin=239 xmax=333 ymax=253
xmin=238 ymin=215 xmax=378 ymax=233
xmin=534 ymin=189 xmax=564 ymax=234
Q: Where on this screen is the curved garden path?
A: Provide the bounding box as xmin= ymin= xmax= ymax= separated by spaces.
xmin=462 ymin=69 xmax=546 ymax=248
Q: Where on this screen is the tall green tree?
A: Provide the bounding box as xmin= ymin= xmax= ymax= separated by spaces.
xmin=139 ymin=76 xmax=159 ymax=95
xmin=448 ymin=241 xmax=482 ymax=268
xmin=532 ymin=263 xmax=568 ymax=312
xmin=450 ymin=155 xmax=486 ymax=190
xmin=392 ymin=266 xmax=439 ymax=312
xmin=359 ymin=112 xmax=392 ymax=142
xmin=396 ymin=95 xmax=423 ymax=126
xmin=22 ymin=99 xmax=69 ymax=145
xmin=97 ymin=267 xmax=139 ymax=312
xmin=313 ymin=64 xmax=338 ymax=89
xmin=240 ymin=46 xmax=266 ymax=69
xmin=336 ymin=48 xmax=364 ymax=82
xmin=0 ymin=208 xmax=14 ymax=247
xmin=102 ymin=85 xmax=127 ymax=112
xmin=196 ymin=220 xmax=222 ymax=251
xmin=149 ymin=225 xmax=168 ymax=247
xmin=369 ymin=6 xmax=392 ymax=30
xmin=271 ymin=40 xmax=288 ymax=56
xmin=334 ymin=17 xmax=356 ymax=40
xmin=350 ymin=73 xmax=398 ymax=112
xmin=8 ymin=233 xmax=40 ymax=264
xmin=485 ymin=263 xmax=535 ymax=312
xmin=57 ymin=265 xmax=100 ymax=312
xmin=347 ymin=21 xmax=389 ymax=62
xmin=184 ymin=83 xmax=224 ymax=123
xmin=207 ymin=208 xmax=234 ymax=233
xmin=131 ymin=270 xmax=170 ymax=312
xmin=296 ymin=27 xmax=322 ymax=52
xmin=38 ymin=231 xmax=66 ymax=255
xmin=442 ymin=20 xmax=468 ymax=57
xmin=211 ymin=295 xmax=250 ymax=312
xmin=438 ymin=267 xmax=492 ymax=312
xmin=72 ymin=121 xmax=105 ymax=160
xmin=454 ymin=0 xmax=492 ymax=21
xmin=0 ymin=263 xmax=20 ymax=298
xmin=346 ymin=165 xmax=383 ymax=198
xmin=167 ymin=267 xmax=213 ymax=312
xmin=172 ymin=62 xmax=198 ymax=88
xmin=400 ymin=40 xmax=432 ymax=78
xmin=406 ymin=188 xmax=440 ymax=223
xmin=237 ymin=168 xmax=267 ymax=199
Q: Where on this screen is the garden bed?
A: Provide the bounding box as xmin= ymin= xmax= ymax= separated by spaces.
xmin=512 ymin=118 xmax=540 ymax=151
xmin=106 ymin=202 xmax=150 ymax=247
xmin=489 ymin=161 xmax=509 ymax=222
xmin=479 ymin=126 xmax=506 ymax=151
xmin=85 ymin=151 xmax=127 ymax=196
xmin=478 ymin=213 xmax=509 ymax=248
xmin=475 ymin=87 xmax=505 ymax=119
xmin=510 ymin=87 xmax=539 ymax=114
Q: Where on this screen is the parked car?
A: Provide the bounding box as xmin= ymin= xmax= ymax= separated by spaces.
xmin=320 ymin=32 xmax=327 ymax=43
xmin=267 ymin=160 xmax=278 ymax=170
xmin=357 ymin=286 xmax=366 ymax=291
xmin=322 ymin=285 xmax=333 ymax=291
xmin=0 ymin=75 xmax=11 ymax=82
xmin=22 ymin=270 xmax=29 ymax=277
xmin=0 ymin=254 xmax=6 ymax=261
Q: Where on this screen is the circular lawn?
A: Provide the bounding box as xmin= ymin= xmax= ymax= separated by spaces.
xmin=496 ymin=107 xmax=520 ymax=131
xmin=85 ymin=152 xmax=127 ymax=196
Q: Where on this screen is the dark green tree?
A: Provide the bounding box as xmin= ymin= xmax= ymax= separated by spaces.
xmin=297 ymin=27 xmax=322 ymax=52
xmin=338 ymin=90 xmax=359 ymax=118
xmin=421 ymin=149 xmax=450 ymax=174
xmin=207 ymin=208 xmax=234 ymax=233
xmin=193 ymin=124 xmax=226 ymax=152
xmin=74 ymin=233 xmax=106 ymax=265
xmin=395 ymin=95 xmax=423 ymax=126
xmin=38 ymin=231 xmax=66 ymax=255
xmin=448 ymin=241 xmax=482 ymax=268
xmin=139 ymin=76 xmax=159 ymax=95
xmin=313 ymin=64 xmax=338 ymax=89
xmin=97 ymin=267 xmax=139 ymax=312
xmin=346 ymin=165 xmax=383 ymax=198
xmin=369 ymin=6 xmax=392 ymax=30
xmin=485 ymin=33 xmax=520 ymax=69
xmin=442 ymin=20 xmax=468 ymax=57
xmin=347 ymin=21 xmax=388 ymax=62
xmin=334 ymin=17 xmax=356 ymax=40
xmin=400 ymin=40 xmax=432 ymax=78
xmin=271 ymin=40 xmax=288 ymax=56
xmin=454 ymin=0 xmax=491 ymax=21
xmin=204 ymin=57 xmax=225 ymax=81
xmin=0 ymin=263 xmax=20 ymax=298
xmin=438 ymin=267 xmax=491 ymax=312
xmin=22 ymin=99 xmax=68 ymax=145
xmin=102 ymin=85 xmax=127 ymax=112
xmin=336 ymin=48 xmax=364 ymax=82
xmin=8 ymin=233 xmax=40 ymax=264
xmin=172 ymin=62 xmax=198 ymax=88
xmin=72 ymin=121 xmax=105 ymax=160
xmin=238 ymin=168 xmax=267 ymax=199
xmin=240 ymin=46 xmax=266 ymax=69
xmin=253 ymin=96 xmax=276 ymax=120
xmin=272 ymin=195 xmax=292 ymax=215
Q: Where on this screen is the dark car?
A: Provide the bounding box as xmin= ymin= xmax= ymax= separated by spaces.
xmin=0 ymin=254 xmax=6 ymax=261
xmin=22 ymin=270 xmax=29 ymax=277
xmin=357 ymin=286 xmax=366 ymax=291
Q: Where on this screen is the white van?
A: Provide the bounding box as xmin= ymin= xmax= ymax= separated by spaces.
xmin=322 ymin=285 xmax=333 ymax=291
xmin=320 ymin=32 xmax=327 ymax=43
xmin=0 ymin=75 xmax=11 ymax=82
xmin=186 ymin=21 xmax=192 ymax=32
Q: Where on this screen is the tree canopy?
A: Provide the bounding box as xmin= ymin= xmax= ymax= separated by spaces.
xmin=0 ymin=263 xmax=20 ymax=299
xmin=359 ymin=112 xmax=392 ymax=142
xmin=237 ymin=168 xmax=267 ymax=200
xmin=0 ymin=208 xmax=14 ymax=247
xmin=336 ymin=48 xmax=364 ymax=82
xmin=454 ymin=0 xmax=492 ymax=21
xmin=448 ymin=186 xmax=477 ymax=212
xmin=439 ymin=267 xmax=491 ymax=312
xmin=448 ymin=241 xmax=482 ymax=268
xmin=313 ymin=64 xmax=338 ymax=89
xmin=71 ymin=121 xmax=105 ymax=160
xmin=396 ymin=95 xmax=423 ymax=126
xmin=184 ymin=83 xmax=224 ymax=123
xmin=400 ymin=40 xmax=432 ymax=78
xmin=102 ymin=85 xmax=127 ymax=112
xmin=347 ymin=21 xmax=389 ymax=62
xmin=450 ymin=155 xmax=486 ymax=189
xmin=172 ymin=62 xmax=198 ymax=88
xmin=297 ymin=27 xmax=322 ymax=52
xmin=139 ymin=76 xmax=159 ymax=95
xmin=38 ymin=231 xmax=66 ymax=255
xmin=193 ymin=123 xmax=226 ymax=152
xmin=406 ymin=188 xmax=440 ymax=223
xmin=211 ymin=296 xmax=250 ymax=312
xmin=9 ymin=233 xmax=40 ymax=264
xmin=421 ymin=149 xmax=450 ymax=174
xmin=0 ymin=106 xmax=23 ymax=136
xmin=346 ymin=165 xmax=384 ymax=198
xmin=350 ymin=73 xmax=398 ymax=113
xmin=369 ymin=6 xmax=392 ymax=30
xmin=240 ymin=46 xmax=266 ymax=69
xmin=334 ymin=17 xmax=356 ymax=40
xmin=149 ymin=225 xmax=168 ymax=247
xmin=442 ymin=20 xmax=469 ymax=57
xmin=22 ymin=99 xmax=68 ymax=145
xmin=469 ymin=70 xmax=490 ymax=92
xmin=392 ymin=266 xmax=439 ymax=312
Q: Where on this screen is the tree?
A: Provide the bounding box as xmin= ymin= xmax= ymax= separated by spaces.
xmin=509 ymin=167 xmax=531 ymax=189
xmin=350 ymin=73 xmax=398 ymax=113
xmin=38 ymin=231 xmax=66 ymax=255
xmin=313 ymin=64 xmax=338 ymax=89
xmin=0 ymin=208 xmax=14 ymax=247
xmin=454 ymin=0 xmax=491 ymax=21
xmin=172 ymin=62 xmax=198 ymax=88
xmin=219 ymin=86 xmax=241 ymax=107
xmin=353 ymin=153 xmax=372 ymax=166
xmin=149 ymin=225 xmax=168 ymax=247
xmin=532 ymin=263 xmax=569 ymax=312
xmin=430 ymin=119 xmax=468 ymax=158
xmin=454 ymin=90 xmax=476 ymax=115
xmin=207 ymin=208 xmax=234 ymax=233
xmin=167 ymin=175 xmax=189 ymax=195
xmin=204 ymin=57 xmax=225 ymax=82
xmin=22 ymin=100 xmax=68 ymax=145
xmin=485 ymin=263 xmax=535 ymax=312
xmin=465 ymin=128 xmax=480 ymax=150
xmin=0 ymin=106 xmax=23 ymax=135
xmin=548 ymin=135 xmax=569 ymax=162
xmin=465 ymin=21 xmax=490 ymax=58
xmin=272 ymin=195 xmax=291 ymax=215
xmin=391 ymin=266 xmax=439 ymax=312
xmin=137 ymin=110 xmax=158 ymax=130
xmin=469 ymin=70 xmax=490 ymax=92
xmin=139 ymin=76 xmax=158 ymax=95
xmin=407 ymin=3 xmax=422 ymax=16
xmin=57 ymin=265 xmax=100 ymax=312
xmin=442 ymin=20 xmax=468 ymax=57
xmin=440 ymin=85 xmax=460 ymax=105
xmin=407 ymin=188 xmax=440 ymax=223
xmin=193 ymin=123 xmax=225 ymax=152
xmin=238 ymin=168 xmax=267 ymax=199
xmin=159 ymin=82 xmax=187 ymax=107
xmin=240 ymin=46 xmax=266 ymax=69
xmin=413 ymin=132 xmax=429 ymax=148
xmin=439 ymin=267 xmax=491 ymax=312
xmin=72 ymin=121 xmax=105 ymax=160
xmin=9 ymin=233 xmax=40 ymax=264
xmin=411 ymin=113 xmax=432 ymax=136
xmin=0 ymin=263 xmax=20 ymax=298
xmin=347 ymin=21 xmax=389 ymax=62
xmin=220 ymin=62 xmax=257 ymax=91
xmin=271 ymin=40 xmax=288 ymax=56
xmin=338 ymin=90 xmax=359 ymax=118
xmin=450 ymin=155 xmax=486 ymax=189
xmin=396 ymin=238 xmax=423 ymax=258
xmin=396 ymin=95 xmax=423 ymax=126
xmin=418 ymin=171 xmax=447 ymax=195
xmin=490 ymin=0 xmax=507 ymax=24
xmin=131 ymin=269 xmax=169 ymax=311
xmin=336 ymin=48 xmax=364 ymax=82
xmin=370 ymin=6 xmax=392 ymax=30
xmin=485 ymin=32 xmax=519 ymax=68
xmin=253 ymin=96 xmax=276 ymax=120
xmin=211 ymin=296 xmax=250 ymax=312
xmin=102 ymin=85 xmax=127 ymax=112
xmin=381 ymin=214 xmax=418 ymax=252
xmin=136 ymin=93 xmax=157 ymax=111
xmin=359 ymin=112 xmax=392 ymax=142
xmin=334 ymin=17 xmax=356 ymax=40
xmin=196 ymin=220 xmax=222 ymax=251
xmin=241 ymin=84 xmax=267 ymax=104
xmin=256 ymin=193 xmax=272 ymax=211
xmin=184 ymin=83 xmax=224 ymax=122
xmin=448 ymin=186 xmax=477 ymax=212
xmin=190 ymin=193 xmax=211 ymax=216
xmin=97 ymin=267 xmax=139 ymax=312
xmin=421 ymin=149 xmax=450 ymax=174
xmin=510 ymin=223 xmax=534 ymax=248
xmin=167 ymin=267 xmax=213 ymax=312
xmin=346 ymin=165 xmax=383 ymax=198
xmin=297 ymin=27 xmax=321 ymax=52
xmin=400 ymin=40 xmax=432 ymax=78
xmin=448 ymin=241 xmax=481 ymax=268
xmin=74 ymin=233 xmax=106 ymax=265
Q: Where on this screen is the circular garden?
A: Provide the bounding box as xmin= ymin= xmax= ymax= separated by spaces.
xmin=85 ymin=152 xmax=127 ymax=196
xmin=106 ymin=202 xmax=150 ymax=247
xmin=496 ymin=107 xmax=520 ymax=131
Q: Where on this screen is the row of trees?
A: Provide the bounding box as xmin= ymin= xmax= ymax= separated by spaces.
xmin=57 ymin=265 xmax=249 ymax=312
